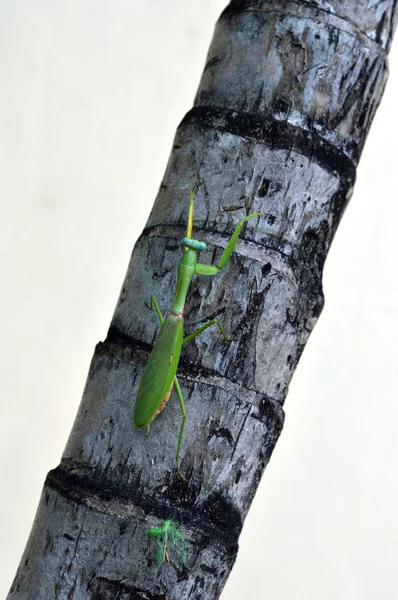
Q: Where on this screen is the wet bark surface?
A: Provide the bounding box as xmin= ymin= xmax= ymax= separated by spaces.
xmin=8 ymin=1 xmax=397 ymax=598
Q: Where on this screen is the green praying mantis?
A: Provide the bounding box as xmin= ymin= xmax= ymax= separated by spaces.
xmin=134 ymin=187 xmax=263 ymax=477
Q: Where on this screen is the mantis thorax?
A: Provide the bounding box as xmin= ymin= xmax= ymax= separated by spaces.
xmin=170 ymin=244 xmax=201 ymax=315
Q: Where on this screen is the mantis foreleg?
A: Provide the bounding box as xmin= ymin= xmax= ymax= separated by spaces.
xmin=196 ymin=211 xmax=261 ymax=276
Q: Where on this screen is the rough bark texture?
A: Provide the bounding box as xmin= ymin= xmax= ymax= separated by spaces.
xmin=8 ymin=1 xmax=397 ymax=599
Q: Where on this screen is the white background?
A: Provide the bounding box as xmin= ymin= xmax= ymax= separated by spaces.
xmin=0 ymin=2 xmax=397 ymax=598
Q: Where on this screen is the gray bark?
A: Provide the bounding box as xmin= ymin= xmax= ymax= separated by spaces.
xmin=8 ymin=1 xmax=397 ymax=599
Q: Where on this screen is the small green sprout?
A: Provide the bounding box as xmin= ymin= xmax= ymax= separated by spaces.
xmin=146 ymin=519 xmax=187 ymax=566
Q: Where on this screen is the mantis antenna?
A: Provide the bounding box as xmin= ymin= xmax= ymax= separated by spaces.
xmin=185 ymin=180 xmax=195 ymax=247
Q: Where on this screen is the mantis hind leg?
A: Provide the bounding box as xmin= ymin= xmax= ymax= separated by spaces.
xmin=183 ymin=318 xmax=236 ymax=345
xmin=174 ymin=376 xmax=186 ymax=480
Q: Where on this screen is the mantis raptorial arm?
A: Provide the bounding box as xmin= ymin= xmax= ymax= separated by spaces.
xmin=195 ymin=211 xmax=262 ymax=275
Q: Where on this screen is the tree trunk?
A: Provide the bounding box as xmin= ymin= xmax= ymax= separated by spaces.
xmin=8 ymin=1 xmax=397 ymax=598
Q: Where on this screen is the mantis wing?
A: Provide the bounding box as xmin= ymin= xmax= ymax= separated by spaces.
xmin=134 ymin=315 xmax=184 ymax=428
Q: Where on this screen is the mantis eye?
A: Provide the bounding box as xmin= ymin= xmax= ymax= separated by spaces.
xmin=182 ymin=238 xmax=206 ymax=251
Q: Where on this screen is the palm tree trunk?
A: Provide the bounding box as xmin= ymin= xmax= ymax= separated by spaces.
xmin=8 ymin=1 xmax=397 ymax=598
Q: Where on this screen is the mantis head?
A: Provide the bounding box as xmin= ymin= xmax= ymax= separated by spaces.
xmin=182 ymin=237 xmax=206 ymax=252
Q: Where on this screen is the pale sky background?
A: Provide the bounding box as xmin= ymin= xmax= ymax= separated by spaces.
xmin=0 ymin=2 xmax=397 ymax=599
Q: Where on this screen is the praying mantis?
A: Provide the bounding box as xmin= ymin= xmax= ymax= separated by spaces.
xmin=134 ymin=188 xmax=263 ymax=477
